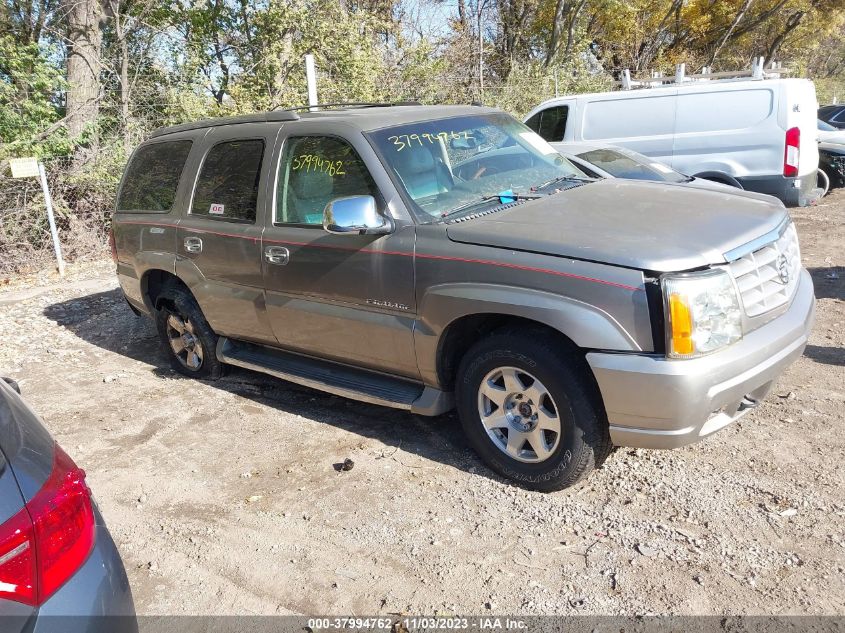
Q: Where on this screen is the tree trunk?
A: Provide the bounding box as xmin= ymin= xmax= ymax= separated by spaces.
xmin=63 ymin=0 xmax=103 ymax=150
xmin=457 ymin=0 xmax=467 ymax=29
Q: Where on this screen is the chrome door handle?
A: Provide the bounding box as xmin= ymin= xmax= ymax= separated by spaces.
xmin=265 ymin=245 xmax=289 ymax=265
xmin=184 ymin=237 xmax=203 ymax=254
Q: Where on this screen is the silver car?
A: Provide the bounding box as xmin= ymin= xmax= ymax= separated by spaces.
xmin=0 ymin=379 xmax=136 ymax=633
xmin=553 ymin=141 xmax=743 ymax=192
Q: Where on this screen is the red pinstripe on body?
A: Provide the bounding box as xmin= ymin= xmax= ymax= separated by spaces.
xmin=115 ymin=220 xmax=642 ymax=292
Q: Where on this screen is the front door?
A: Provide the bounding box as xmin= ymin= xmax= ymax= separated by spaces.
xmin=260 ymin=130 xmax=418 ymax=378
xmin=175 ymin=124 xmax=279 ymax=344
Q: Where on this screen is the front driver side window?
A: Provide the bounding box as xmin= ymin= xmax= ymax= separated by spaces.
xmin=276 ymin=136 xmax=379 ymax=225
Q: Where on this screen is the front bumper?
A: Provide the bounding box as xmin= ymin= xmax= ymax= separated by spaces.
xmin=586 ymin=268 xmax=815 ymax=449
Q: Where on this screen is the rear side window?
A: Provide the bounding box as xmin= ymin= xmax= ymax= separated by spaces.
xmin=191 ymin=139 xmax=265 ymax=222
xmin=525 ymin=106 xmax=569 ymax=142
xmin=117 ymin=140 xmax=192 ymax=212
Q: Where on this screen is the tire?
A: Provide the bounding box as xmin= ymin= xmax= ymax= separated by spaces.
xmin=455 ymin=330 xmax=611 ymax=491
xmin=818 ymin=168 xmax=831 ymax=197
xmin=155 ymin=285 xmax=225 ymax=380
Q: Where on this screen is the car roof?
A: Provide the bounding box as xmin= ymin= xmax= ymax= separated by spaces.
xmin=150 ymin=104 xmax=500 ymax=138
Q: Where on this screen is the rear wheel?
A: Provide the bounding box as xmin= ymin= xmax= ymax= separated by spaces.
xmin=455 ymin=330 xmax=611 ymax=491
xmin=155 ymin=286 xmax=225 ymax=380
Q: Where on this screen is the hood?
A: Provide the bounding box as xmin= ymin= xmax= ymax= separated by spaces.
xmin=445 ymin=179 xmax=788 ymax=271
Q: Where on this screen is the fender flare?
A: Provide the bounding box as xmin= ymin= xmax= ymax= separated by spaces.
xmin=414 ymin=283 xmax=643 ymax=386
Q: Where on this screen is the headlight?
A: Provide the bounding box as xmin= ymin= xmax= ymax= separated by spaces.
xmin=662 ymin=269 xmax=742 ymax=358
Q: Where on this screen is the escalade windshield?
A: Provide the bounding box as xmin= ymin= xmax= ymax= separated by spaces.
xmin=367 ymin=113 xmax=586 ymax=220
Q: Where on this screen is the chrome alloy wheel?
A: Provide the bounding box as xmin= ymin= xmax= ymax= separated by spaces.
xmin=166 ymin=313 xmax=204 ymax=370
xmin=477 ymin=366 xmax=561 ymax=463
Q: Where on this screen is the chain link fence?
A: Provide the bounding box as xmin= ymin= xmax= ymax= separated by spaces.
xmin=0 ymin=156 xmax=114 ymax=277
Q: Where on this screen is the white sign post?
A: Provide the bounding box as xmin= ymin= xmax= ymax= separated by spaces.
xmin=305 ymin=54 xmax=318 ymax=111
xmin=8 ymin=157 xmax=65 ymax=277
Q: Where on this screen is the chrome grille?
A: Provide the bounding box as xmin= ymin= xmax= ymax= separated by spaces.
xmin=728 ymin=222 xmax=801 ymax=317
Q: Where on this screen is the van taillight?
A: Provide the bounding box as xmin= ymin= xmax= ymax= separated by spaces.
xmin=0 ymin=445 xmax=95 ymax=606
xmin=108 ymin=226 xmax=117 ymax=263
xmin=784 ymin=127 xmax=800 ymax=177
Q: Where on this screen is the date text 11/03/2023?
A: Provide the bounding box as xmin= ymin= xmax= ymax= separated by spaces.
xmin=306 ymin=617 xmax=528 ymax=630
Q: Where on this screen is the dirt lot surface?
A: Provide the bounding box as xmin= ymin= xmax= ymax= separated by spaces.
xmin=0 ymin=193 xmax=843 ymax=617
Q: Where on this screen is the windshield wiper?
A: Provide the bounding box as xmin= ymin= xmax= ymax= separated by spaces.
xmin=535 ymin=174 xmax=593 ymax=191
xmin=441 ymin=192 xmax=542 ymax=219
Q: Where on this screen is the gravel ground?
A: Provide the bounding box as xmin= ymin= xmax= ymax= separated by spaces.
xmin=0 ymin=192 xmax=843 ymax=617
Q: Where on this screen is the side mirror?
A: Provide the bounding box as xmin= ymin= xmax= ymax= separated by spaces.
xmin=323 ymin=195 xmax=391 ymax=235
xmin=2 ymin=377 xmax=21 ymax=395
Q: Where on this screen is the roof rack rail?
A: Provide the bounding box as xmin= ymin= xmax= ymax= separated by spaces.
xmin=150 ymin=110 xmax=300 ymax=138
xmin=613 ymin=57 xmax=790 ymax=91
xmin=277 ymin=101 xmax=422 ymax=112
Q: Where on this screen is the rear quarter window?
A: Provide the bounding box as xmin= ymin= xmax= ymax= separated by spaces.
xmin=117 ymin=140 xmax=192 ymax=212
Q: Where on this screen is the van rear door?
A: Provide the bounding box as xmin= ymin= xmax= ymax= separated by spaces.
xmin=781 ymin=78 xmax=819 ymax=178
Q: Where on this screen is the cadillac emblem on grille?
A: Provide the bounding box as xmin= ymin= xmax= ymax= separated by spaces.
xmin=776 ymin=253 xmax=791 ymax=284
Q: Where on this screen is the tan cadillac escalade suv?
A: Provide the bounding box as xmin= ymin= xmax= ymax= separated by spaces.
xmin=112 ymin=104 xmax=815 ymax=490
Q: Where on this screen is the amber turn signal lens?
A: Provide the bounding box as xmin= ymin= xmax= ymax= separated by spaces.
xmin=669 ymin=292 xmax=694 ymax=356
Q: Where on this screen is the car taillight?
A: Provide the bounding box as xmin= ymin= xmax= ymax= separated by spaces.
xmin=784 ymin=127 xmax=800 ymax=177
xmin=0 ymin=445 xmax=95 ymax=606
xmin=108 ymin=226 xmax=118 ymax=263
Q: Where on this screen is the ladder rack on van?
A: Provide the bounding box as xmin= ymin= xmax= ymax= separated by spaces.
xmin=614 ymin=57 xmax=790 ymax=91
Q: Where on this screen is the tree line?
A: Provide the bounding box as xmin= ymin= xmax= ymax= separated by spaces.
xmin=1 ymin=0 xmax=844 ymax=275
xmin=2 ymin=0 xmax=844 ymax=164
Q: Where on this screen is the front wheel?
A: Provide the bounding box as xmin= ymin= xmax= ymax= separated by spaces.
xmin=455 ymin=331 xmax=611 ymax=491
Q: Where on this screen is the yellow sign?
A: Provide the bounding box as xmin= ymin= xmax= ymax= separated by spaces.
xmin=9 ymin=157 xmax=39 ymax=179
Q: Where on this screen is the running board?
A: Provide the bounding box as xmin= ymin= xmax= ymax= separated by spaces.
xmin=216 ymin=338 xmax=452 ymax=416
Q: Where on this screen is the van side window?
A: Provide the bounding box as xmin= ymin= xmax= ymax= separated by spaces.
xmin=117 ymin=140 xmax=192 ymax=212
xmin=525 ymin=106 xmax=569 ymax=142
xmin=191 ymin=139 xmax=264 ymax=222
xmin=276 ymin=136 xmax=379 ymax=225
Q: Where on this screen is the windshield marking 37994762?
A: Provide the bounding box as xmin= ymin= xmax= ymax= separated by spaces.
xmin=366 ymin=113 xmax=587 ymax=221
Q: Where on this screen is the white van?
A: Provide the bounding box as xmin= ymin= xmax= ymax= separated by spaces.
xmin=524 ymin=77 xmax=820 ymax=206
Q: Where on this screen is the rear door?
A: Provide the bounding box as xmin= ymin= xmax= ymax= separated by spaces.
xmin=175 ymin=124 xmax=279 ymax=344
xmin=260 ymin=123 xmax=419 ymax=378
xmin=782 ymin=79 xmax=820 ymax=177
